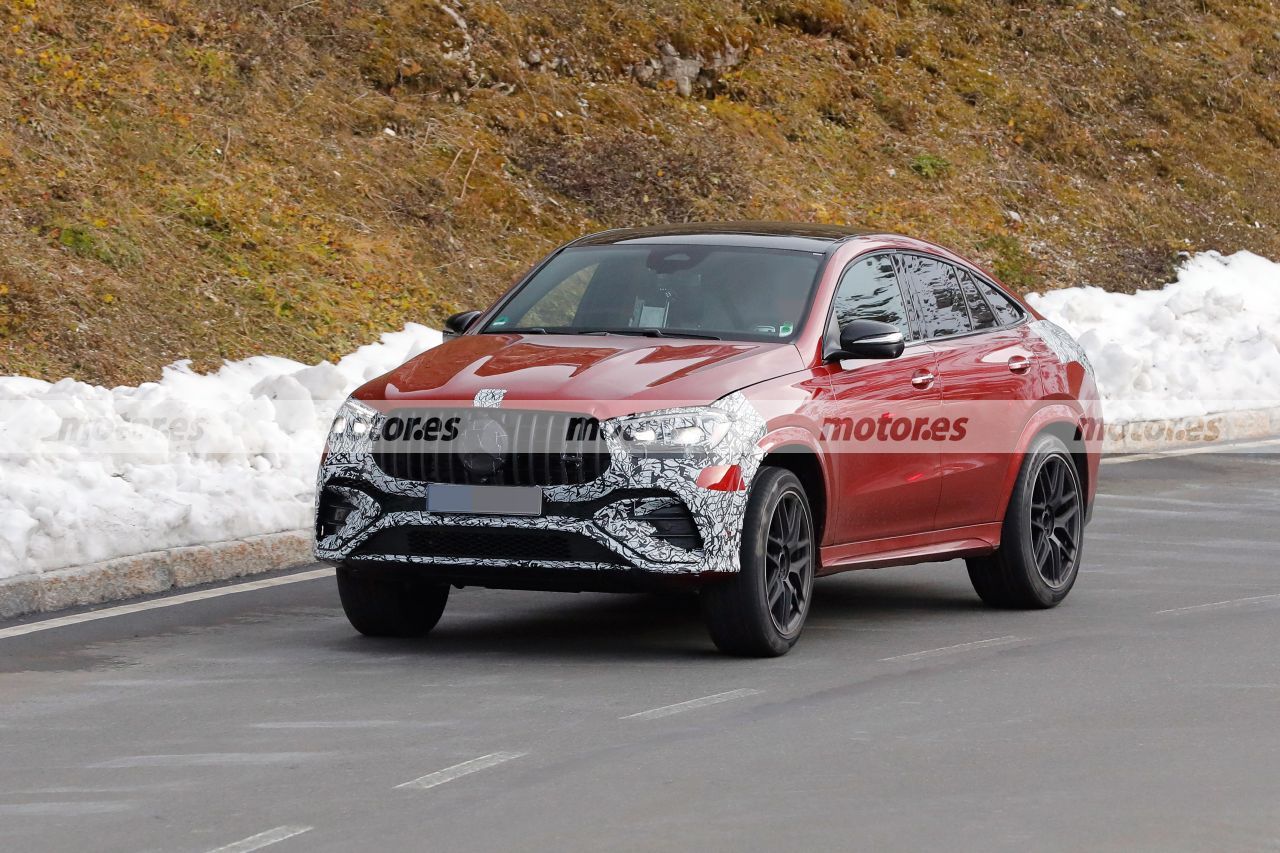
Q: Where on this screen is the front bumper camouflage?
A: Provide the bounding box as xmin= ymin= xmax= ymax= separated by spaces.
xmin=314 ymin=393 xmax=766 ymax=578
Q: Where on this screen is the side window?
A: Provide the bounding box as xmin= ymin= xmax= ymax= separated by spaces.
xmin=956 ymin=269 xmax=997 ymax=331
xmin=831 ymin=254 xmax=914 ymax=340
xmin=898 ymin=254 xmax=972 ymax=339
xmin=973 ymin=276 xmax=1025 ymax=325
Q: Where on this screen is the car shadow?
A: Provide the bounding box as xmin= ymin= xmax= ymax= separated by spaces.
xmin=324 ymin=591 xmax=714 ymax=661
xmin=322 ymin=569 xmax=984 ymax=661
xmin=809 ymin=573 xmax=983 ymax=622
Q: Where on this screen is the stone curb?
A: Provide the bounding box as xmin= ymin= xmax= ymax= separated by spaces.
xmin=1100 ymin=406 xmax=1280 ymax=454
xmin=3 ymin=405 xmax=1277 ymax=622
xmin=0 ymin=530 xmax=314 ymax=621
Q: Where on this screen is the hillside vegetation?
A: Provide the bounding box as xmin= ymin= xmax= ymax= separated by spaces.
xmin=2 ymin=0 xmax=1279 ymax=385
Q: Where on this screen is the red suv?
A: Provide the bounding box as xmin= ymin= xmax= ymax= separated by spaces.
xmin=316 ymin=223 xmax=1101 ymax=656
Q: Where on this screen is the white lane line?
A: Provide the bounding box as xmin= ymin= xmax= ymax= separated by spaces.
xmin=621 ymin=688 xmax=761 ymax=721
xmin=395 ymin=751 xmax=527 ymax=790
xmin=90 ymin=752 xmax=326 ymax=769
xmin=1156 ymin=593 xmax=1280 ymax=616
xmin=881 ymin=635 xmax=1022 ymax=662
xmin=0 ymin=568 xmax=332 ymax=641
xmin=206 ymin=825 xmax=313 ymax=853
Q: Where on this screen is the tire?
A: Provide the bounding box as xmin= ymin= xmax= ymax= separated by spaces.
xmin=701 ymin=467 xmax=816 ymax=657
xmin=967 ymin=434 xmax=1085 ymax=609
xmin=336 ymin=565 xmax=450 ymax=637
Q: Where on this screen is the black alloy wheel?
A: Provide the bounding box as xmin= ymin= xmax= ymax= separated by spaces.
xmin=967 ymin=433 xmax=1086 ymax=609
xmin=1029 ymin=454 xmax=1082 ymax=588
xmin=702 ymin=467 xmax=816 ymax=657
xmin=765 ymin=490 xmax=814 ymax=635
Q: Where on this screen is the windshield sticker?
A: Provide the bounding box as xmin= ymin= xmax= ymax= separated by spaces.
xmin=637 ymin=304 xmax=669 ymax=328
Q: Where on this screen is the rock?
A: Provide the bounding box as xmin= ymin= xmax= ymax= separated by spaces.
xmin=705 ymin=43 xmax=744 ymax=73
xmin=630 ymin=40 xmax=746 ymax=98
xmin=630 ymin=59 xmax=659 ymax=84
xmin=658 ymin=44 xmax=701 ymax=96
xmin=526 ymin=48 xmax=542 ymax=66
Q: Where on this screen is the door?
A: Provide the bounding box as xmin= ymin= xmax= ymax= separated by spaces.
xmin=902 ymin=258 xmax=1040 ymax=528
xmin=822 ymin=253 xmax=944 ymax=544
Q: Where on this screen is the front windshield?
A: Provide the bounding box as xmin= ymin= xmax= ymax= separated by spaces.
xmin=480 ymin=244 xmax=824 ymax=342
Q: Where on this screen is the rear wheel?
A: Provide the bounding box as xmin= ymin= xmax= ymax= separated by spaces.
xmin=701 ymin=468 xmax=815 ymax=657
xmin=336 ymin=565 xmax=450 ymax=637
xmin=967 ymin=434 xmax=1084 ymax=608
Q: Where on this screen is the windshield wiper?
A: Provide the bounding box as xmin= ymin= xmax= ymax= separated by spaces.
xmin=580 ymin=328 xmax=722 ymax=341
xmin=490 ymin=327 xmax=550 ymax=334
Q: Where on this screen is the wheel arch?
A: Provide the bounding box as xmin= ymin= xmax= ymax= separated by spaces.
xmin=999 ymin=407 xmax=1090 ymax=525
xmin=1038 ymin=421 xmax=1090 ymax=504
xmin=759 ymin=442 xmax=829 ymax=547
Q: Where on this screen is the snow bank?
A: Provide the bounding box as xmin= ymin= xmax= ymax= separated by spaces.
xmin=1 ymin=250 xmax=1278 ymax=580
xmin=0 ymin=325 xmax=440 ymax=579
xmin=1029 ymin=251 xmax=1280 ymax=423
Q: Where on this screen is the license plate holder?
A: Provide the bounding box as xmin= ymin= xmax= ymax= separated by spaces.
xmin=427 ymin=484 xmax=543 ymax=517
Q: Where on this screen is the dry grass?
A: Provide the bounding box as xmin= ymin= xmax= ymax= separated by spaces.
xmin=1 ymin=0 xmax=1278 ymax=384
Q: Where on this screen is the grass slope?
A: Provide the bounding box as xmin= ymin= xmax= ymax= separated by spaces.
xmin=1 ymin=0 xmax=1278 ymax=384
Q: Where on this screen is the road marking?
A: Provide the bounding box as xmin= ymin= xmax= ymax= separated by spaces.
xmin=251 ymin=720 xmax=409 ymax=730
xmin=0 ymin=568 xmax=332 ymax=641
xmin=395 ymin=751 xmax=527 ymax=790
xmin=90 ymin=752 xmax=327 ymax=769
xmin=1156 ymin=593 xmax=1280 ymax=615
xmin=207 ymin=825 xmax=313 ymax=853
xmin=0 ymin=801 xmax=133 ymax=816
xmin=621 ymin=688 xmax=761 ymax=721
xmin=881 ymin=635 xmax=1022 ymax=662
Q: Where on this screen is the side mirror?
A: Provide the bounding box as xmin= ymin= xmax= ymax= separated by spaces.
xmin=444 ymin=310 xmax=482 ymax=338
xmin=829 ymin=319 xmax=906 ymax=361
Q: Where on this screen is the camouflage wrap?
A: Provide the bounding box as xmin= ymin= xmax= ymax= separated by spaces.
xmin=1030 ymin=319 xmax=1095 ymax=378
xmin=314 ymin=392 xmax=767 ymax=576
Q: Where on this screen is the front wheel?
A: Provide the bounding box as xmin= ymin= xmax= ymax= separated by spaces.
xmin=967 ymin=434 xmax=1085 ymax=608
xmin=701 ymin=467 xmax=816 ymax=657
xmin=337 ymin=565 xmax=450 ymax=637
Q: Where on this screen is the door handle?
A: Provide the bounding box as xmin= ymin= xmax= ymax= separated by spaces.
xmin=911 ymin=369 xmax=935 ymax=389
xmin=1008 ymin=355 xmax=1032 ymax=374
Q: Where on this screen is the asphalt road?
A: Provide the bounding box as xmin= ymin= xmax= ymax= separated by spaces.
xmin=3 ymin=452 xmax=1279 ymax=853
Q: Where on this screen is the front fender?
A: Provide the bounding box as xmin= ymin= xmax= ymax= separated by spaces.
xmin=758 ymin=425 xmax=824 ymax=458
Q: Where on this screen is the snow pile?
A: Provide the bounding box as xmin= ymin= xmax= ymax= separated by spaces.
xmin=0 ymin=324 xmax=441 ymax=579
xmin=1029 ymin=251 xmax=1280 ymax=423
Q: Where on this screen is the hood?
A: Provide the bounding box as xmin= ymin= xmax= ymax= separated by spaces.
xmin=354 ymin=333 xmax=805 ymax=420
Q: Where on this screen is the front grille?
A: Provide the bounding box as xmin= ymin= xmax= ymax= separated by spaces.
xmin=371 ymin=408 xmax=611 ymax=486
xmin=356 ymin=526 xmax=630 ymax=566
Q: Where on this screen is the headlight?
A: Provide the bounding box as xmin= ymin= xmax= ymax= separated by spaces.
xmin=327 ymin=398 xmax=378 ymax=445
xmin=617 ymin=408 xmax=732 ymax=455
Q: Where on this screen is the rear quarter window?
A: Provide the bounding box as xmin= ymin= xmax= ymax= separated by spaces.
xmin=973 ymin=275 xmax=1026 ymax=325
xmin=956 ymin=269 xmax=997 ymax=331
